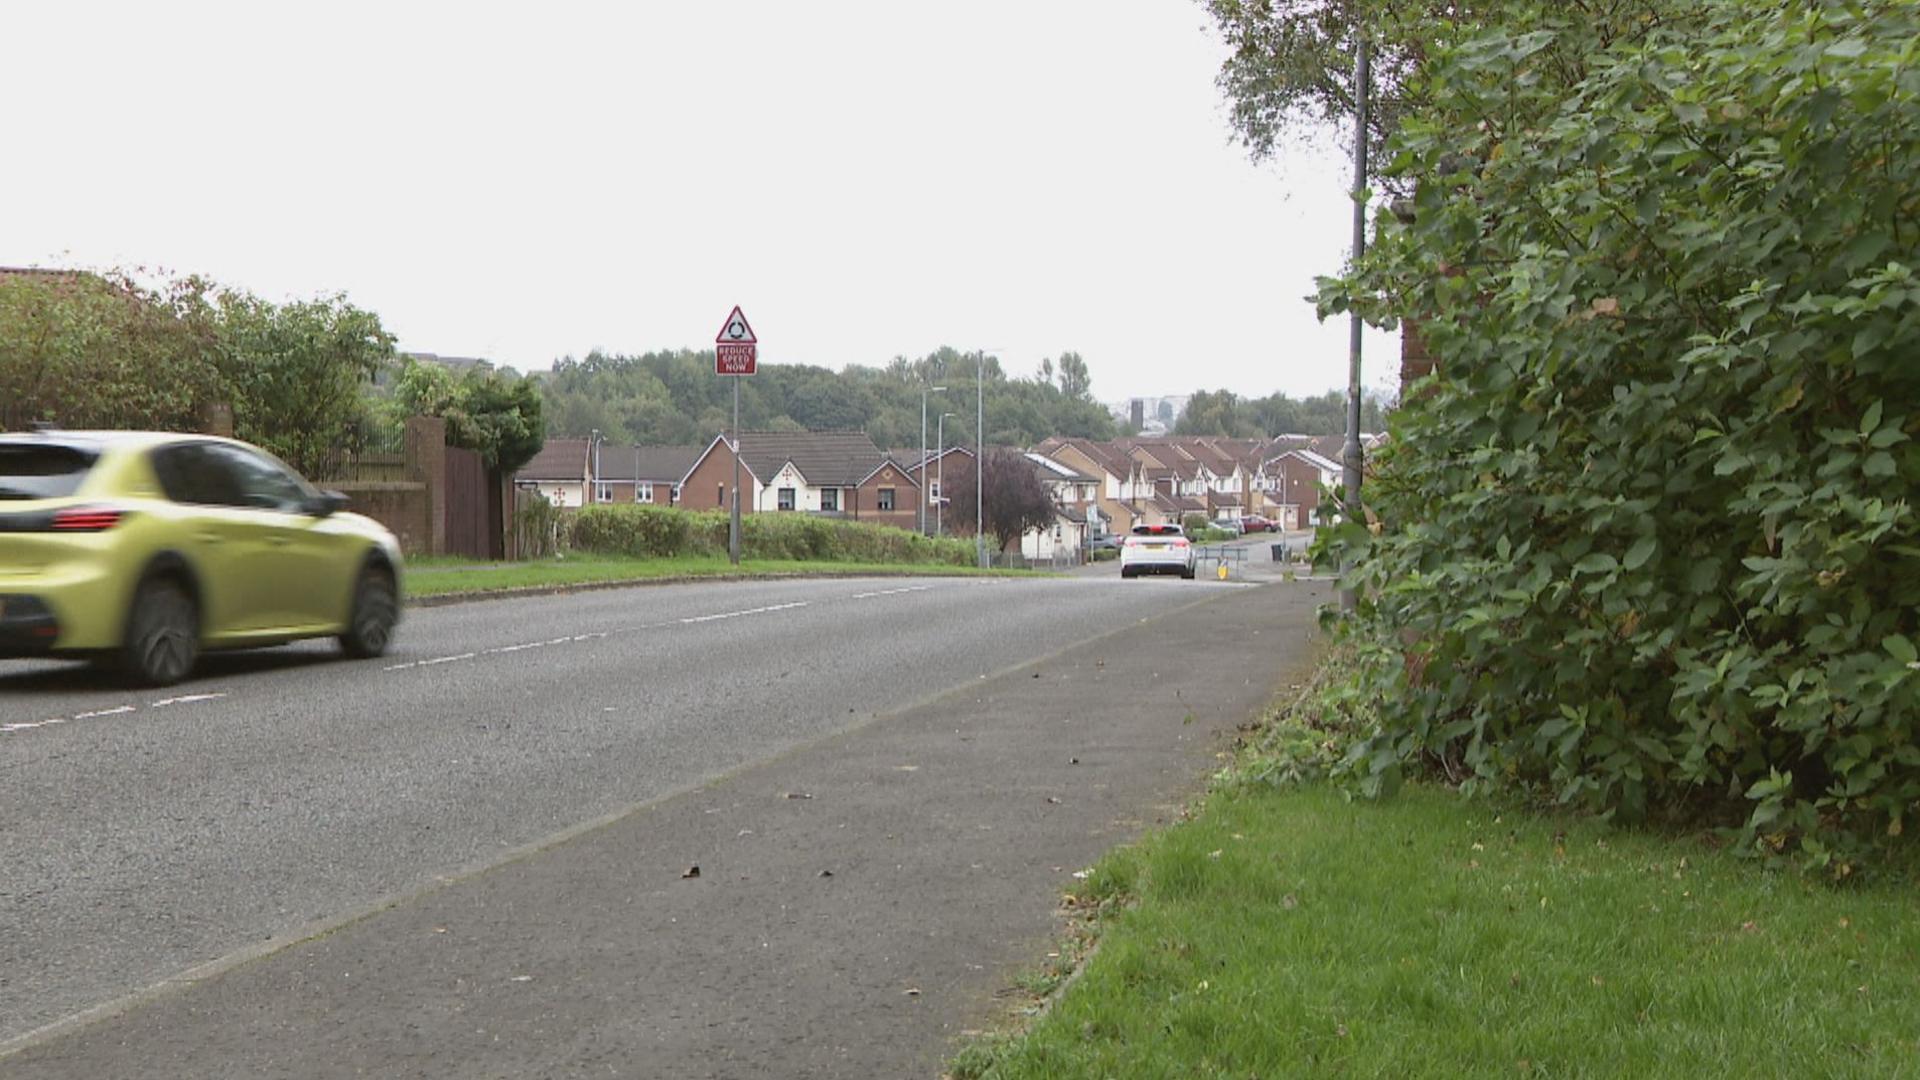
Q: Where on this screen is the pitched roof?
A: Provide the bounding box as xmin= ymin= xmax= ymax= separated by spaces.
xmin=736 ymin=430 xmax=899 ymax=488
xmin=1024 ymin=452 xmax=1098 ymax=484
xmin=634 ymin=444 xmax=704 ymax=483
xmin=516 ymin=437 xmax=590 ymax=481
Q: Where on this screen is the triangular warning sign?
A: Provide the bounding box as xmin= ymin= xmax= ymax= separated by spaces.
xmin=714 ymin=306 xmax=757 ymax=345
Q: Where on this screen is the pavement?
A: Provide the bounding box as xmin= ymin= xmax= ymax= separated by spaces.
xmin=0 ymin=574 xmax=1329 ymax=1078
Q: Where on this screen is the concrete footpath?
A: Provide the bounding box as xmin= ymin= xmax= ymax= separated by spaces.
xmin=4 ymin=582 xmax=1329 ymax=1079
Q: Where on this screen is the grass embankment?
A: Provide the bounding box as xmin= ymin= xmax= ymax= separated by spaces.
xmin=955 ymin=781 xmax=1920 ymax=1076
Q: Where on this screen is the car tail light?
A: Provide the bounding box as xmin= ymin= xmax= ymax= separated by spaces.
xmin=1172 ymin=537 xmax=1190 ymax=548
xmin=52 ymin=507 xmax=124 ymax=532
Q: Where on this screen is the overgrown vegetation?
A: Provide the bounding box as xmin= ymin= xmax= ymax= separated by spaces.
xmin=1311 ymin=0 xmax=1920 ymax=868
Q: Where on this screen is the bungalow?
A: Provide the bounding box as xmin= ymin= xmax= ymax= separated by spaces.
xmin=678 ymin=430 xmax=921 ymax=531
xmin=513 ymin=437 xmax=592 ymax=509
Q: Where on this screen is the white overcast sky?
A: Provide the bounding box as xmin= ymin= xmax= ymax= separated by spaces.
xmin=4 ymin=1 xmax=1396 ymax=403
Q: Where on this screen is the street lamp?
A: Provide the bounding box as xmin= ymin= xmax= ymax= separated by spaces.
xmin=920 ymin=384 xmax=946 ymax=535
xmin=935 ymin=411 xmax=956 ymax=535
xmin=590 ymin=428 xmax=602 ymax=505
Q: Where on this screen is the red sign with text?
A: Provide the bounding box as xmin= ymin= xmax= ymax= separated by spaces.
xmin=714 ymin=306 xmax=757 ymax=375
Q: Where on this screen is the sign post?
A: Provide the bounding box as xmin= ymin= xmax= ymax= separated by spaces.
xmin=715 ymin=306 xmax=757 ymax=565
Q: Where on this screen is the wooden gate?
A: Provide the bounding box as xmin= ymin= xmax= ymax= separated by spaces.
xmin=443 ymin=446 xmax=501 ymax=560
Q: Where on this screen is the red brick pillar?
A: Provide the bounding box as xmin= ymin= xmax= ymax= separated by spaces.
xmin=405 ymin=416 xmax=448 ymax=557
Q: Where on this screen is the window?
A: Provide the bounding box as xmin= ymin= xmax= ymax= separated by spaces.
xmin=820 ymin=487 xmax=839 ymax=512
xmin=638 ymin=482 xmax=654 ymax=504
xmin=717 ymin=483 xmax=725 ymax=506
xmin=596 ymin=482 xmax=614 ymax=503
xmin=929 ymin=481 xmax=940 ymax=500
xmin=671 ymin=483 xmax=682 ymax=505
xmin=877 ymin=487 xmax=895 ymax=511
xmin=777 ymin=487 xmax=796 ymax=511
xmin=0 ymin=443 xmax=98 ymax=500
xmin=154 ymin=443 xmax=310 ymax=512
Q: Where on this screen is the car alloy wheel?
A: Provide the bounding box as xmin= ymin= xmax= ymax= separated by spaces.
xmin=123 ymin=579 xmax=198 ymax=687
xmin=340 ymin=566 xmax=397 ymax=659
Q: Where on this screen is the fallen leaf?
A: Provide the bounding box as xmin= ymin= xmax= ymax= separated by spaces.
xmin=681 ymin=865 xmax=701 ymax=879
xmin=785 ymin=792 xmax=812 ymax=800
xmin=1741 ymin=921 xmax=1758 ymax=933
xmin=1282 ymin=894 xmax=1299 ymax=910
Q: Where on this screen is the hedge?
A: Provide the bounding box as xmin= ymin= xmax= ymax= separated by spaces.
xmin=567 ymin=504 xmax=974 ymax=567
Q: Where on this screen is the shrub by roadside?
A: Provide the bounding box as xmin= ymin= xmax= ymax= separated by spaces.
xmin=567 ymin=504 xmax=974 ymax=566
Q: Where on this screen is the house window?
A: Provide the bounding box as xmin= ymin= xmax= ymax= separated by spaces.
xmin=777 ymin=487 xmax=796 ymax=511
xmin=638 ymin=482 xmax=654 ymax=504
xmin=596 ymin=483 xmax=614 ymax=503
xmin=671 ymin=483 xmax=682 ymax=505
xmin=717 ymin=483 xmax=725 ymax=506
xmin=929 ymin=481 xmax=940 ymax=501
xmin=877 ymin=487 xmax=895 ymax=511
xmin=821 ymin=487 xmax=839 ymax=512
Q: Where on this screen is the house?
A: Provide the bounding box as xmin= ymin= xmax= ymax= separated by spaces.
xmin=632 ymin=445 xmax=703 ymax=505
xmin=513 ymin=437 xmax=592 ymax=509
xmin=1265 ymin=447 xmax=1343 ymax=529
xmin=898 ymin=445 xmax=978 ymax=534
xmin=678 ymin=430 xmax=921 ymax=531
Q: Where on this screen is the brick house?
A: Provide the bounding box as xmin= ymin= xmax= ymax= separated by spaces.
xmin=678 ymin=430 xmax=921 ymax=531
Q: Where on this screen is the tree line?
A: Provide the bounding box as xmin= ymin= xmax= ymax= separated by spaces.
xmin=0 ymin=270 xmax=543 ymax=478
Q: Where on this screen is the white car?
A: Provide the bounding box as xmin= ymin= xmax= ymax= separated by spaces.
xmin=1120 ymin=523 xmax=1196 ymax=579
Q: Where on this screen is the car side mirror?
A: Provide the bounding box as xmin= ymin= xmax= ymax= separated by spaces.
xmin=308 ymin=490 xmax=350 ymax=517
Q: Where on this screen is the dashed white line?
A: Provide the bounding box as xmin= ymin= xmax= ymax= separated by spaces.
xmin=1 ymin=692 xmax=229 ymax=738
xmin=679 ymin=601 xmax=808 ymax=625
xmin=151 ymin=693 xmax=228 ymax=708
xmin=851 ymin=586 xmax=932 ymax=600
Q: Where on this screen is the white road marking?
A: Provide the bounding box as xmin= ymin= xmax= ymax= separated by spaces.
xmin=150 ymin=693 xmax=228 ymax=708
xmin=679 ymin=601 xmax=808 ymax=625
xmin=851 ymin=586 xmax=932 ymax=600
xmin=2 ymin=692 xmax=227 ymax=738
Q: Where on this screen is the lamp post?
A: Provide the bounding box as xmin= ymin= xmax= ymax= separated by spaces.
xmin=1341 ymin=37 xmax=1371 ymax=613
xmin=976 ymin=351 xmax=991 ymax=569
xmin=590 ymin=428 xmax=602 ymax=506
xmin=920 ymin=384 xmax=946 ymax=536
xmin=935 ymin=411 xmax=955 ymax=535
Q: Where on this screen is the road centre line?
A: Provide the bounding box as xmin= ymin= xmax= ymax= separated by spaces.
xmin=678 ymin=601 xmax=807 ymax=624
xmin=851 ymin=586 xmax=932 ymax=600
xmin=0 ymin=692 xmax=229 ymax=738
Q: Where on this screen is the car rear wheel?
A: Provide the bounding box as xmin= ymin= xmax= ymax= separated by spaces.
xmin=1181 ymin=566 xmax=1197 ymax=580
xmin=121 ymin=578 xmax=199 ymax=687
xmin=339 ymin=565 xmax=398 ymax=659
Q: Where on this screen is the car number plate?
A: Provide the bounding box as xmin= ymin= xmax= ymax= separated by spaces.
xmin=1145 ymin=543 xmax=1166 ymax=551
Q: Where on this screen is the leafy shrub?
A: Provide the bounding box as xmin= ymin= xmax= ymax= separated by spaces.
xmin=567 ymin=505 xmax=974 ymax=566
xmin=1319 ymin=0 xmax=1920 ymax=870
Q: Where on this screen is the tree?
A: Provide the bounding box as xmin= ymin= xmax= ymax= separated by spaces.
xmin=217 ymin=292 xmax=394 ymax=478
xmin=1055 ymin=351 xmax=1092 ymax=400
xmin=393 ymin=359 xmax=546 ymax=473
xmin=0 ymin=270 xmax=223 ymax=432
xmin=942 ymin=449 xmax=1056 ymax=553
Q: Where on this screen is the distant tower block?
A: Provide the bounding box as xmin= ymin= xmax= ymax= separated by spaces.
xmin=1130 ymin=399 xmax=1145 ymax=431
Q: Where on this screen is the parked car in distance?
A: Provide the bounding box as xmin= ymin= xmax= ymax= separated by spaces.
xmin=1239 ymin=514 xmax=1274 ymax=533
xmin=1087 ymin=533 xmax=1121 ymax=553
xmin=0 ymin=430 xmax=404 ymax=686
xmin=1212 ymin=517 xmax=1245 ymax=537
xmin=1120 ymin=522 xmax=1196 ymax=579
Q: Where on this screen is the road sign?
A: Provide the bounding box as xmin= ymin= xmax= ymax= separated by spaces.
xmin=714 ymin=306 xmax=757 ymax=375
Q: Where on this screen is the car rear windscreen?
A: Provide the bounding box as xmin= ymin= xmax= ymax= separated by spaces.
xmin=0 ymin=443 xmax=100 ymax=499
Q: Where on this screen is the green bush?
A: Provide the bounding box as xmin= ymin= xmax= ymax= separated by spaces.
xmin=566 ymin=505 xmax=974 ymax=567
xmin=1319 ymin=0 xmax=1920 ymax=871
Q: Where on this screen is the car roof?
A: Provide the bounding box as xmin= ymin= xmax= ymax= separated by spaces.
xmin=0 ymin=430 xmax=238 ymax=452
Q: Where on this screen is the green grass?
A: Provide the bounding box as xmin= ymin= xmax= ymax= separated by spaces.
xmin=403 ymin=555 xmax=1037 ymax=598
xmin=954 ymin=783 xmax=1920 ymax=1079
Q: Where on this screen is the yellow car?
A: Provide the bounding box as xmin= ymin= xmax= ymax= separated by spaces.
xmin=0 ymin=430 xmax=403 ymax=686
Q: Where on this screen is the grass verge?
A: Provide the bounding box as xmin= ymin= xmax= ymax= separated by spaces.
xmin=953 ymin=785 xmax=1920 ymax=1077
xmin=404 ymin=555 xmax=1040 ymax=598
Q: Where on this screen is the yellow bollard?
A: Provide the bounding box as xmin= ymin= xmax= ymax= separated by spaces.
xmin=1217 ymin=562 xmax=1230 ymax=581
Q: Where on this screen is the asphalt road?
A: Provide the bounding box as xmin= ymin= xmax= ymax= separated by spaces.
xmin=1 ymin=571 xmax=1327 ymax=1077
